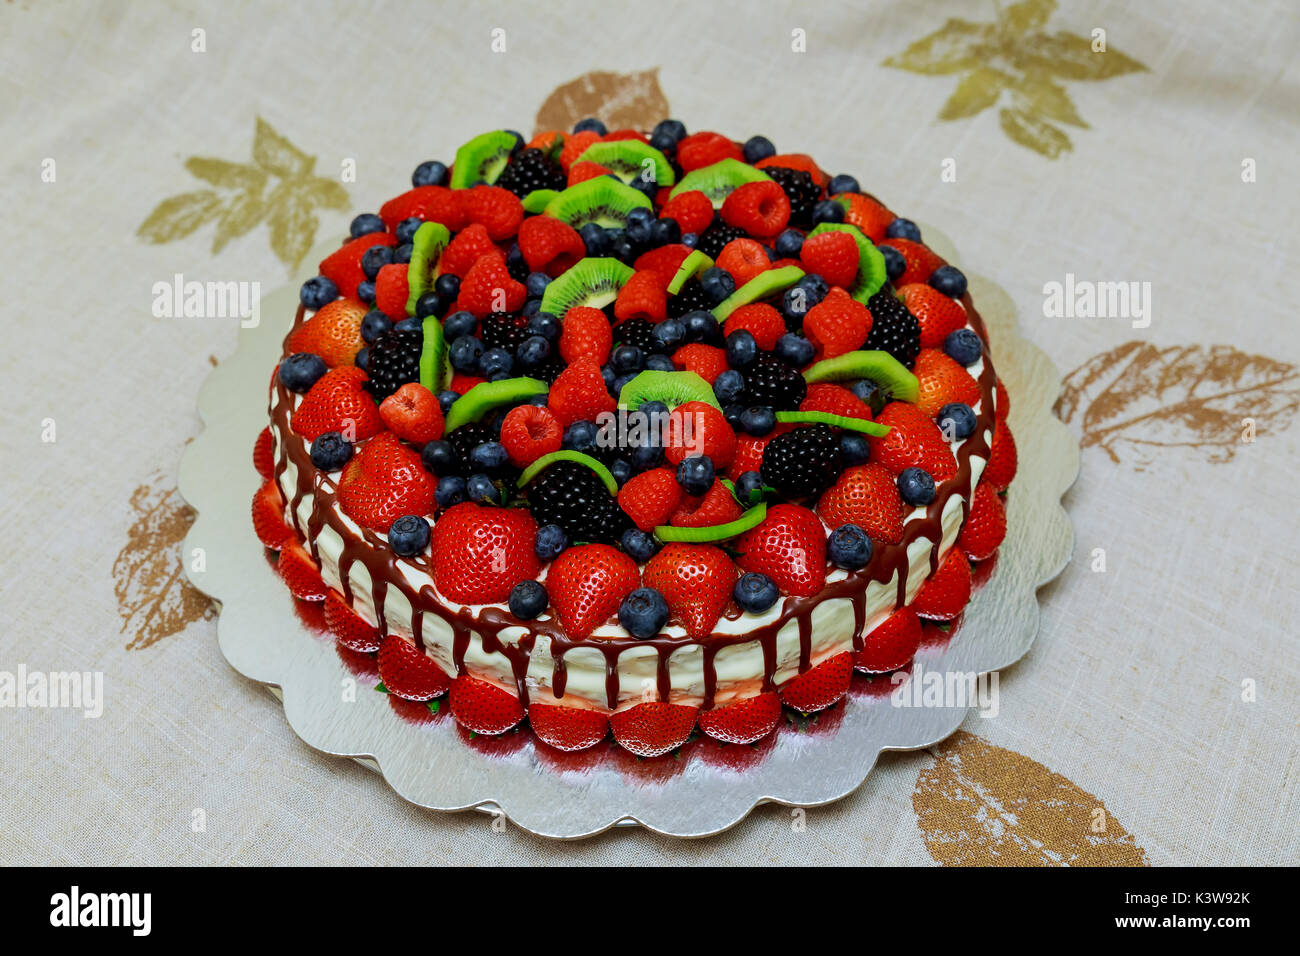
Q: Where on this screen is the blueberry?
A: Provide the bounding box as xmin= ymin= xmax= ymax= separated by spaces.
xmin=723 ymin=403 xmax=746 ymax=430
xmin=443 ymin=310 xmax=477 ymax=340
xmin=618 ymin=587 xmax=669 ymax=638
xmin=412 ymin=160 xmax=448 ymax=187
xmin=361 ymin=244 xmax=393 ymax=280
xmin=349 ymin=213 xmax=386 ymax=238
xmin=563 ymin=420 xmax=599 ymax=454
xmin=450 ymin=335 xmax=484 ymax=373
xmin=799 ymin=273 xmax=830 ymax=302
xmin=782 ymin=280 xmax=827 ymax=322
xmin=524 ymin=393 xmax=551 ymax=407
xmin=774 ymin=333 xmax=815 ymax=368
xmin=811 ymin=200 xmax=845 ymax=225
xmin=734 ymin=572 xmax=779 ymax=613
xmin=681 ymin=232 xmax=699 ymax=248
xmin=885 ymin=218 xmax=921 ymax=242
xmin=828 ymin=524 xmax=873 ymax=570
xmin=610 ymin=458 xmax=632 ymax=486
xmin=355 ymin=279 xmax=376 ymax=305
xmin=479 ymin=346 xmax=514 ymax=378
xmin=683 ymin=310 xmax=721 ymax=345
xmin=699 ymin=267 xmax=735 ymax=306
xmin=354 ymin=347 xmax=369 ymax=371
xmin=652 ymin=218 xmax=681 ymax=246
xmin=361 ymin=310 xmax=393 ymax=344
xmin=840 ymin=432 xmax=870 ymax=466
xmin=434 ymin=475 xmax=467 ymax=509
xmin=527 ymin=311 xmax=560 ymax=340
xmin=505 ymin=243 xmax=527 ymax=277
xmin=421 ymin=439 xmax=458 ymax=476
xmin=516 ymin=334 xmax=551 ymax=369
xmin=309 ymin=431 xmax=353 ymax=470
xmin=467 ymin=473 xmax=501 ymax=505
xmin=649 ymin=131 xmax=678 ymax=154
xmin=898 ymin=467 xmax=936 ymax=506
xmin=600 ymin=364 xmax=617 ymax=390
xmin=740 ymin=405 xmax=776 ymax=437
xmin=388 ymin=515 xmax=431 ymax=557
xmin=504 ymin=130 xmax=525 ymax=153
xmin=626 ymin=207 xmax=655 ymax=245
xmin=611 ymin=344 xmax=644 ymax=375
xmin=411 ymin=292 xmax=440 ymax=320
xmin=645 ymin=353 xmax=675 ymax=372
xmin=631 ymin=441 xmax=663 ymax=470
xmin=676 ymin=455 xmax=715 ymax=495
xmin=394 ymin=317 xmax=422 ymax=334
xmin=742 ymin=135 xmax=776 ymax=163
xmin=612 ymin=371 xmax=638 ymax=395
xmin=579 ymin=222 xmax=609 ymax=256
xmin=468 ymin=440 xmax=509 ymax=473
xmin=929 ymin=265 xmax=967 ymax=298
xmin=713 ymin=369 xmax=746 ymax=405
xmin=725 ymin=330 xmax=758 ymax=369
xmin=775 ymin=229 xmax=805 ymax=259
xmin=735 ymin=470 xmax=765 ymax=507
xmin=880 ymin=244 xmax=906 ymax=282
xmin=535 ymin=524 xmax=569 ymax=562
xmin=943 ymin=328 xmax=983 ymax=366
xmin=396 ymin=217 xmax=423 ymax=244
xmin=524 ymin=271 xmax=551 ymax=299
xmin=639 ymin=401 xmax=669 ymax=434
xmin=278 ymin=352 xmax=327 ymax=392
xmin=651 ymin=317 xmax=686 ymax=353
xmin=850 ymin=379 xmax=881 ymax=405
xmin=937 ymin=403 xmax=977 ymax=441
xmin=391 ymin=243 xmax=410 ymax=264
xmin=620 ymin=528 xmax=660 ymax=563
xmin=652 ymin=119 xmax=687 ymax=144
xmin=627 ymin=178 xmax=658 ymax=202
xmin=827 ymin=174 xmax=861 ymax=196
xmin=573 ymin=117 xmax=607 ymax=135
xmin=508 ymin=580 xmax=549 ymax=620
xmin=608 ymin=236 xmax=636 ymax=262
xmin=299 ymin=276 xmax=338 ymax=309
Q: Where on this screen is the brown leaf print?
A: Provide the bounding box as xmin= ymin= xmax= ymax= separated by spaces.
xmin=113 ymin=473 xmax=214 ymax=650
xmin=914 ymin=732 xmax=1149 ymax=866
xmin=534 ymin=68 xmax=669 ymax=136
xmin=1055 ymin=342 xmax=1300 ymax=466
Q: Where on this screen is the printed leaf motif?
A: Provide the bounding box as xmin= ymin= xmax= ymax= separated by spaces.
xmin=1055 ymin=342 xmax=1300 ymax=467
xmin=138 ymin=117 xmax=347 ymax=271
xmin=914 ymin=731 xmax=1149 ymax=866
xmin=113 ymin=474 xmax=214 ymax=651
xmin=883 ymin=1 xmax=1146 ymax=157
xmin=534 ymin=68 xmax=669 ymax=136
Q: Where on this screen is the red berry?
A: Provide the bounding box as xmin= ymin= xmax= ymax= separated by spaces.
xmin=289 ymin=366 xmax=384 ymax=443
xmin=881 ymin=238 xmax=944 ymax=286
xmin=252 ymin=427 xmax=274 ymax=480
xmin=439 ymin=222 xmax=499 ymax=279
xmin=659 ymin=190 xmax=715 ymax=235
xmin=676 ymin=132 xmax=742 ymax=172
xmin=715 ymin=238 xmax=770 ymax=286
xmin=756 ymin=153 xmax=828 ymax=186
xmin=800 ymin=382 xmax=874 ymax=421
xmin=380 ymin=185 xmax=466 ymax=232
xmin=377 ymin=633 xmax=451 ymax=700
xmin=817 ymin=464 xmax=905 ymax=545
xmin=733 ymin=503 xmax=827 ymax=597
xmin=278 ymin=541 xmax=327 ymax=602
xmin=723 ymin=302 xmax=785 ymax=350
xmin=840 ymin=193 xmax=895 ymax=243
xmin=430 ymin=502 xmax=540 ymax=604
xmin=373 ymin=263 xmax=410 ymax=319
xmin=867 ymin=402 xmax=958 ymax=481
xmin=558 ymin=306 xmax=612 ymax=365
xmin=453 ymin=252 xmax=526 ymax=316
xmin=528 ymin=702 xmax=608 ymax=751
xmin=779 ymin=652 xmax=853 ymax=713
xmin=982 ymin=422 xmax=1017 ymax=492
xmin=547 ymin=358 xmax=616 ymax=428
xmin=958 ymin=481 xmax=1007 ymax=561
xmin=914 ymin=348 xmax=981 ymax=419
xmin=617 ymin=467 xmax=683 ymax=532
xmin=379 ymin=382 xmax=445 ymax=444
xmin=803 ymin=287 xmax=872 ymax=360
xmin=642 ymin=543 xmax=737 ymax=638
xmin=669 ymin=480 xmax=742 ymax=528
xmin=319 ymin=233 xmax=396 ymax=300
xmin=634 ymin=244 xmax=694 ymax=284
xmin=517 ymin=215 xmax=586 ymax=276
xmin=613 ymin=269 xmax=668 ymax=323
xmin=499 ymin=404 xmax=563 ymax=467
xmin=458 ymin=185 xmax=523 ymax=241
xmin=251 ymin=480 xmax=292 ymax=550
xmin=609 ymin=701 xmax=699 ymax=757
xmin=337 ymin=432 xmax=436 ymax=533
xmin=567 ymin=160 xmax=611 ymax=185
xmin=899 ymin=284 xmax=968 ymax=349
xmin=449 ymin=674 xmax=524 ymax=735
xmin=854 ymin=607 xmax=922 ymax=674
xmin=671 ymin=343 xmax=729 ymax=384
xmin=912 ymin=549 xmax=972 ymax=621
xmin=286 ymin=299 xmax=367 ymax=367
xmin=558 ymin=130 xmax=602 ymax=171
xmin=664 ymin=400 xmax=736 ymax=469
xmin=720 ymin=179 xmax=791 ymax=237
xmin=323 ymin=590 xmax=381 ymax=652
xmin=697 ymin=692 xmax=781 ymax=745
xmin=548 ymin=543 xmax=640 ymax=640
xmin=800 ymin=230 xmax=860 ymax=289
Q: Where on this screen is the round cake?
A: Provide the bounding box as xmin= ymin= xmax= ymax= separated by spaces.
xmin=251 ymin=119 xmax=1018 ymax=757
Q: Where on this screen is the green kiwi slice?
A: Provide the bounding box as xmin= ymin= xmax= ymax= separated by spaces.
xmin=617 ymin=370 xmax=720 ymax=412
xmin=574 ymin=140 xmax=676 ymax=188
xmin=405 ymin=221 xmax=451 ymax=316
xmin=539 ymin=257 xmax=634 ymax=319
xmin=542 ymin=177 xmax=653 ymax=229
xmin=669 ymin=158 xmax=772 ymax=207
xmin=773 ymin=410 xmax=890 ymax=436
xmin=442 ymin=376 xmax=548 ymax=433
xmin=666 ymin=249 xmax=714 ymax=295
xmin=802 ymin=350 xmax=920 ymax=404
xmin=806 ymin=223 xmax=888 ymax=303
xmin=418 ymin=316 xmax=451 ymax=394
xmin=712 ymin=265 xmax=805 ymax=321
xmin=655 ymin=502 xmax=767 ymax=543
xmin=517 ymin=451 xmax=618 ymax=497
xmin=448 ymin=131 xmax=518 ymax=189
xmin=521 ymin=189 xmax=559 ymax=214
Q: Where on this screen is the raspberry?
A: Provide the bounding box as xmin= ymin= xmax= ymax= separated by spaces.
xmin=379 ymin=382 xmax=445 ymax=443
xmin=517 ymin=214 xmax=585 ymax=276
xmin=453 ymin=252 xmax=526 ymax=316
xmin=613 ymin=269 xmax=668 ymax=323
xmin=715 ymin=238 xmax=771 ymax=286
xmin=459 ymin=185 xmax=523 ymax=241
xmin=617 ymin=467 xmax=683 ymax=532
xmin=799 ymin=230 xmax=859 ymax=289
xmin=880 ymin=238 xmax=944 ymax=286
xmin=670 ymin=480 xmax=742 ymax=528
xmin=722 ymin=303 xmax=785 ymax=350
xmin=676 ymin=131 xmax=743 ymax=172
xmin=601 ymin=129 xmax=648 ymax=143
xmin=439 ymin=223 xmax=499 ymax=278
xmin=633 ymin=244 xmax=693 ymax=284
xmin=499 ymin=404 xmax=563 ymax=466
xmin=803 ymin=288 xmax=873 ymax=360
xmin=558 ymin=130 xmax=601 ymax=171
xmin=672 ymin=343 xmax=729 ymax=384
xmin=558 ymin=306 xmax=613 ymax=365
xmin=800 ymin=382 xmax=873 ymax=421
xmin=567 ymin=160 xmax=611 ymax=186
xmin=720 ymin=180 xmax=791 ymax=238
xmin=449 ymin=373 xmax=485 ymax=395
xmin=547 ymin=358 xmax=616 ymax=428
xmin=659 ymin=190 xmax=715 ymax=235
xmin=373 ymin=262 xmax=410 ymax=319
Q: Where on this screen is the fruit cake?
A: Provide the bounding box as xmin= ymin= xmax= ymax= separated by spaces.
xmin=251 ymin=119 xmax=1018 ymax=758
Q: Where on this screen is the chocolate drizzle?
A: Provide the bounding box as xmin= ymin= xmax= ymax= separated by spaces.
xmin=270 ymin=296 xmax=998 ymax=713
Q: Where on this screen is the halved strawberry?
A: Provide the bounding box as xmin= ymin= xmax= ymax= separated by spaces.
xmin=854 ymin=607 xmax=922 ymax=674
xmin=548 ymin=544 xmax=640 ymax=640
xmin=449 ymin=674 xmax=524 ymax=735
xmin=609 ymin=701 xmax=699 ymax=757
xmin=377 ymin=633 xmax=451 ymax=700
xmin=912 ymin=549 xmax=972 ymax=620
xmin=252 ymin=480 xmax=292 ymax=549
xmin=642 ymin=543 xmax=737 ymax=639
xmin=322 ymin=590 xmax=381 ymax=652
xmin=982 ymin=422 xmax=1017 ymax=492
xmin=697 ymin=692 xmax=781 ymax=745
xmin=528 ymin=702 xmax=609 ymax=751
xmin=958 ymin=481 xmax=1007 ymax=561
xmin=252 ymin=426 xmax=274 ymax=480
xmin=278 ymin=541 xmax=327 ymax=601
xmin=779 ymin=651 xmax=853 ymax=713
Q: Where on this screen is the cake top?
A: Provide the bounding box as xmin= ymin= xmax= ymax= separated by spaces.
xmin=278 ymin=118 xmax=988 ymax=645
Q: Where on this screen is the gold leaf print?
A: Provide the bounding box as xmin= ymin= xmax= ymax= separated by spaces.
xmin=138 ymin=117 xmax=348 ymax=271
xmin=113 ymin=473 xmax=214 ymax=650
xmin=1055 ymin=342 xmax=1300 ymax=466
xmin=534 ymin=68 xmax=669 ymax=136
xmin=883 ymin=0 xmax=1146 ymax=157
xmin=914 ymin=732 xmax=1149 ymax=866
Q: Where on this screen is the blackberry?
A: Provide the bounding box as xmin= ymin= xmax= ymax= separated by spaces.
xmin=612 ymin=317 xmax=656 ymax=351
xmin=529 ymin=354 xmax=566 ymax=384
xmin=479 ymin=311 xmax=530 ymax=351
xmin=742 ymin=354 xmax=807 ymax=410
xmin=524 ymin=460 xmax=629 ymax=544
xmin=667 ymin=277 xmax=714 ymax=318
xmin=495 ymin=148 xmax=565 ymax=199
xmin=760 ymin=424 xmax=843 ymax=500
xmin=763 ymin=167 xmax=822 ymax=227
xmin=364 ymin=329 xmax=422 ymax=400
xmin=447 ymin=422 xmax=497 ymax=476
xmin=864 ymin=287 xmax=921 ymax=369
xmin=695 ymin=220 xmax=749 ymax=259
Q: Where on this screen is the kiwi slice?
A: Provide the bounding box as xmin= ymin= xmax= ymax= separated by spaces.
xmin=405 ymin=221 xmax=451 ymax=315
xmin=617 ymin=370 xmax=720 ymax=412
xmin=449 ymin=131 xmax=518 ymax=189
xmin=442 ymin=376 xmax=548 ymax=433
xmin=543 ymin=177 xmax=652 ymax=229
xmin=669 ymin=158 xmax=772 ymax=208
xmin=666 ymin=249 xmax=715 ymax=295
xmin=539 ymin=257 xmax=634 ymax=319
xmin=575 ymin=140 xmax=676 ymax=188
xmin=773 ymin=410 xmax=890 ymax=436
xmin=517 ymin=451 xmax=618 ymax=497
xmin=712 ymin=265 xmax=805 ymax=321
xmin=655 ymin=502 xmax=767 ymax=543
xmin=802 ymin=350 xmax=920 ymax=404
xmin=807 ymin=223 xmax=888 ymax=303
xmin=418 ymin=316 xmax=451 ymax=394
xmin=521 ymin=189 xmax=559 ymax=214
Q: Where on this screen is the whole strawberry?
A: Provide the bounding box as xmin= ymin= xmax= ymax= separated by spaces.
xmin=643 ymin=543 xmax=738 ymax=638
xmin=733 ymin=504 xmax=827 ymax=597
xmin=547 ymin=543 xmax=640 ymax=639
xmin=430 ymin=502 xmax=540 ymax=604
xmin=617 ymin=467 xmax=683 ymax=532
xmin=899 ymin=283 xmax=967 ymax=349
xmin=286 ymin=299 xmax=367 ymax=367
xmin=800 ymin=230 xmax=860 ymax=289
xmin=290 ymin=366 xmax=384 ymax=443
xmin=879 ymin=238 xmax=943 ymax=286
xmin=913 ymin=348 xmax=981 ymax=418
xmin=319 ymin=232 xmax=396 ymax=299
xmin=337 ymin=432 xmax=436 ymax=533
xmin=803 ymin=288 xmax=872 ymax=360
xmin=818 ymin=464 xmax=905 ymax=544
xmin=453 ymin=252 xmax=526 ymax=316
xmin=867 ymin=402 xmax=958 ymax=481
xmin=547 ymin=358 xmax=616 ymax=428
